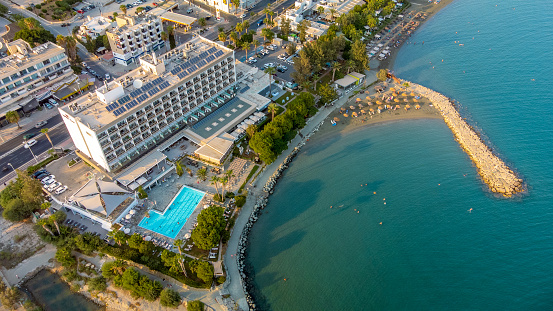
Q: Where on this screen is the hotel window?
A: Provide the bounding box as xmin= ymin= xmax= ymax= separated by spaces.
xmin=31 ymin=73 xmax=39 ymax=79
xmin=28 ymin=66 xmax=36 ymax=72
xmin=10 ymin=73 xmax=19 ymax=80
xmin=0 ymin=88 xmax=5 ymax=94
xmin=6 ymin=84 xmax=14 ymax=90
xmin=2 ymin=77 xmax=10 ymax=84
xmin=14 ymin=81 xmax=22 ymax=87
xmin=23 ymin=77 xmax=31 ymax=83
xmin=36 ymin=62 xmax=44 ymax=69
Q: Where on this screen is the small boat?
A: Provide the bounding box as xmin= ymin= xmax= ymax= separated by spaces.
xmin=459 ymin=43 xmax=464 ymax=46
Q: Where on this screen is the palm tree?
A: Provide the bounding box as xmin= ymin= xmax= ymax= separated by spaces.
xmin=108 ymin=230 xmax=127 ymax=246
xmin=312 ymin=74 xmax=320 ymax=91
xmin=196 ymin=167 xmax=207 ymax=182
xmin=210 ymin=175 xmax=220 ymax=197
xmin=218 ymin=31 xmax=227 ymax=44
xmin=331 ymin=61 xmax=341 ymax=82
xmin=220 ymin=176 xmax=228 ymax=198
xmin=330 ymin=8 xmax=336 ymax=19
xmin=242 ymin=41 xmax=251 ymax=58
xmin=186 ymin=167 xmax=193 ymax=177
xmin=267 ymin=103 xmax=277 ymax=121
xmin=56 ymin=34 xmax=66 ymax=49
xmin=253 ymin=39 xmax=260 ymax=52
xmin=346 ymin=60 xmax=355 ymax=74
xmin=175 ymin=161 xmax=184 ymax=176
xmin=5 ymin=111 xmax=20 ymax=129
xmin=109 ymin=260 xmax=127 ymax=275
xmin=198 ymin=18 xmax=207 ymax=30
xmin=302 ymin=80 xmax=312 ymax=91
xmin=229 ymin=31 xmax=239 ymax=46
xmin=120 ymin=4 xmax=127 ymax=15
xmin=242 ymin=20 xmax=250 ymax=34
xmin=174 ymin=239 xmax=184 ymax=254
xmin=49 ymin=211 xmax=66 ymax=235
xmin=225 ymin=169 xmax=235 ymax=189
xmin=317 ymin=6 xmax=325 ymax=15
xmin=264 ymin=66 xmax=276 ymax=95
xmin=172 ymin=239 xmax=188 ymax=276
xmin=268 ymin=10 xmax=275 ymax=23
xmin=232 ymin=0 xmax=240 ymax=13
xmin=235 ymin=22 xmax=243 ymax=35
xmin=263 ymin=7 xmax=270 ymax=21
xmin=167 ymin=26 xmax=174 ymax=37
xmin=65 ymin=36 xmax=77 ymax=61
xmin=38 ymin=218 xmax=54 ymax=236
xmin=160 ymin=31 xmax=168 ymax=52
xmin=41 ymin=128 xmax=54 ymax=149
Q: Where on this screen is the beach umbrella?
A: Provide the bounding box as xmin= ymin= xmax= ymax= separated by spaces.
xmin=366 ymin=96 xmax=371 ymax=100
xmin=349 ymin=105 xmax=355 ymax=110
xmin=356 ymin=98 xmax=361 ymax=102
xmin=413 ymin=98 xmax=418 ymax=102
xmin=415 ymin=104 xmax=421 ymax=109
xmin=358 ymin=104 xmax=364 ymax=108
xmin=352 ymin=112 xmax=358 ymax=117
xmin=393 ymin=92 xmax=398 ymax=97
xmin=395 ymin=104 xmax=401 ymax=109
xmin=124 ymin=228 xmax=130 ymax=234
xmin=361 ymin=109 xmax=366 ymax=114
xmin=376 ymin=100 xmax=383 ymax=105
xmin=410 ymin=92 xmax=416 ymax=96
xmin=145 ymin=236 xmax=152 ymax=241
xmin=378 ymin=106 xmax=384 ymax=110
xmin=394 ymin=98 xmax=400 ymax=102
xmin=129 ymin=210 xmax=136 ymax=215
xmin=334 ymin=117 xmax=340 ymax=122
xmin=370 ymin=108 xmax=374 ymax=113
xmin=125 ymin=214 xmax=132 ymax=220
xmin=402 ymin=93 xmax=408 ymax=97
xmin=343 ymin=113 xmax=349 ymax=117
xmin=368 ymin=102 xmax=373 ymax=105
xmin=390 ymin=87 xmax=396 ymax=92
xmin=405 ymin=104 xmax=411 ymax=110
xmin=340 ymin=107 xmax=345 ymax=112
xmin=184 ymin=233 xmax=191 ymax=239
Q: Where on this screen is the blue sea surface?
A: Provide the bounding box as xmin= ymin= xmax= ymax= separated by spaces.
xmin=246 ymin=0 xmax=553 ymax=310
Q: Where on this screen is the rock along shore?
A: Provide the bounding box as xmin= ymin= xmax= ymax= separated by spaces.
xmin=234 ymin=119 xmax=326 ymax=310
xmin=405 ymin=80 xmax=524 ymax=197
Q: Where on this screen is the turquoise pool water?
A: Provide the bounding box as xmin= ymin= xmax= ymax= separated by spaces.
xmin=138 ymin=186 xmax=205 ymax=239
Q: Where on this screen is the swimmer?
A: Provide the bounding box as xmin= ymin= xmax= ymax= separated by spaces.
xmin=373 ymin=192 xmax=376 ymax=194
xmin=379 ymin=222 xmax=382 ymax=225
xmin=468 ymin=208 xmax=473 ymax=213
xmin=357 ymin=211 xmax=359 ymax=213
xmin=384 ymin=202 xmax=386 ymax=205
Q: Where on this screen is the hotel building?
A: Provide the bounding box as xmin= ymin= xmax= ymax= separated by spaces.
xmin=59 ymin=37 xmax=238 ymax=173
xmin=106 ymin=15 xmax=165 ymax=66
xmin=0 ymin=40 xmax=73 ymax=119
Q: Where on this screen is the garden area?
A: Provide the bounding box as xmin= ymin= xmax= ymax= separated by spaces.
xmin=27 ymin=0 xmax=80 ymax=21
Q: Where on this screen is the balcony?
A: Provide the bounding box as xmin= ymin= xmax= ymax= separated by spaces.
xmin=110 ymin=134 xmax=120 ymax=141
xmin=100 ymin=139 xmax=111 ymax=147
xmin=147 ymin=112 xmax=155 ymax=119
xmin=103 ymin=146 xmax=113 ymax=154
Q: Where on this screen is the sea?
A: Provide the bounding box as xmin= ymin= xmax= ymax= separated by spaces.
xmin=245 ymin=0 xmax=553 ymax=310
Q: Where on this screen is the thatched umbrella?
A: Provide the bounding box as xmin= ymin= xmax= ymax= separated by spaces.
xmin=413 ymin=98 xmax=418 ymax=102
xmin=390 ymin=87 xmax=396 ymax=92
xmin=378 ymin=106 xmax=384 ymax=110
xmin=376 ymin=100 xmax=383 ymax=105
xmin=361 ymin=109 xmax=366 ymax=114
xmin=334 ymin=117 xmax=340 ymax=121
xmin=410 ymin=91 xmax=416 ymax=97
xmin=343 ymin=113 xmax=349 ymax=117
xmin=370 ymin=108 xmax=374 ymax=113
xmin=402 ymin=93 xmax=408 ymax=97
xmin=405 ymin=104 xmax=411 ymax=110
xmin=366 ymin=96 xmax=371 ymax=100
xmin=340 ymin=107 xmax=345 ymax=112
xmin=356 ymin=98 xmax=362 ymax=102
xmin=393 ymin=92 xmax=399 ymax=97
xmin=395 ymin=104 xmax=401 ymax=109
xmin=358 ymin=104 xmax=364 ymax=109
xmin=415 ymin=104 xmax=421 ymax=109
xmin=349 ymin=105 xmax=356 ymax=110
xmin=352 ymin=111 xmax=358 ymax=117
xmin=394 ymin=98 xmax=400 ymax=102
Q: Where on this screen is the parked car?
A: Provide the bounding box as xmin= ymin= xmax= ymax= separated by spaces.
xmin=37 ymin=173 xmax=52 ymax=181
xmin=23 ymin=139 xmax=37 ymax=148
xmin=264 ymin=62 xmax=275 ymax=69
xmin=24 ymin=133 xmax=38 ymax=140
xmin=186 ymin=8 xmax=193 ymax=13
xmin=240 ymin=14 xmax=246 ymax=18
xmin=277 ymin=54 xmax=287 ymax=60
xmin=266 ymin=45 xmax=275 ymax=51
xmin=47 ymin=181 xmax=62 ymax=192
xmin=33 ymin=169 xmax=48 ymax=178
xmin=105 ymin=73 xmax=111 ymax=80
xmin=285 ymin=82 xmax=299 ymax=90
xmin=44 ymin=103 xmax=53 ymax=109
xmin=49 ymin=98 xmax=58 ymax=106
xmin=41 ymin=176 xmax=56 ymax=185
xmin=55 ymin=186 xmax=68 ymax=195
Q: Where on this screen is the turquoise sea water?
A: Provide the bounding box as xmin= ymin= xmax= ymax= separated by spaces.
xmin=246 ymin=0 xmax=553 ymax=310
xmin=139 ymin=186 xmax=204 ymax=238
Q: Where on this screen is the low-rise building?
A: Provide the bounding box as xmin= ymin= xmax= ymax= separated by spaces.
xmin=106 ymin=15 xmax=165 ymax=66
xmin=0 ymin=40 xmax=73 ymax=120
xmin=275 ymin=0 xmax=329 ymax=40
xmin=79 ymin=16 xmax=114 ymax=40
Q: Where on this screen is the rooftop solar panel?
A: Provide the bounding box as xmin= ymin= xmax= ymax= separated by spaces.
xmin=177 ymin=72 xmax=188 ymax=79
xmin=215 ymin=50 xmax=224 ymax=57
xmin=208 ymin=47 xmax=217 ymax=54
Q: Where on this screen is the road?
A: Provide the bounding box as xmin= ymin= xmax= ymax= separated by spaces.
xmin=0 ymin=114 xmax=63 ymax=156
xmin=0 ymin=125 xmax=70 ymax=179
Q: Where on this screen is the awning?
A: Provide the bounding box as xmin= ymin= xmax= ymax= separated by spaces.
xmin=116 ymin=149 xmax=167 ymax=186
xmin=159 ymin=12 xmax=197 ymax=26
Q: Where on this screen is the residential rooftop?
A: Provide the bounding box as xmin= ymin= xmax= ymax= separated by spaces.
xmin=0 ymin=40 xmax=65 ymax=76
xmin=59 ymin=36 xmax=233 ymax=131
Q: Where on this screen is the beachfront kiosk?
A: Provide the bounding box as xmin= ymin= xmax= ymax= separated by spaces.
xmin=333 ymin=72 xmax=366 ymax=93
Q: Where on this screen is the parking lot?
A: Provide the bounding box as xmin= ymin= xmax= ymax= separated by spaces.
xmin=240 ymin=45 xmax=295 ymax=83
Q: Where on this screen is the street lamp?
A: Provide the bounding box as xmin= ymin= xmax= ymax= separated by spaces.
xmin=7 ymin=163 xmax=15 ymax=171
xmin=27 ymin=145 xmax=39 ymax=164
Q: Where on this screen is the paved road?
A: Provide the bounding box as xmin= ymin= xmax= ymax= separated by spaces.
xmin=0 ymin=125 xmax=70 ymax=178
xmin=0 ymin=114 xmax=63 ymax=156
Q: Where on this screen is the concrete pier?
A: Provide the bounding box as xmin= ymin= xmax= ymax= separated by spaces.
xmin=405 ymin=80 xmax=524 ymax=197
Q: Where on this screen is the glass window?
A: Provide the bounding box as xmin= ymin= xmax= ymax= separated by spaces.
xmin=0 ymin=88 xmax=5 ymax=94
xmin=36 ymin=62 xmax=44 ymax=69
xmin=27 ymin=66 xmax=36 ymax=72
xmin=10 ymin=73 xmax=19 ymax=80
xmin=23 ymin=77 xmax=31 ymax=83
xmin=14 ymin=81 xmax=22 ymax=86
xmin=2 ymin=77 xmax=10 ymax=84
xmin=19 ymin=69 xmax=27 ymax=76
xmin=6 ymin=84 xmax=14 ymax=90
xmin=31 ymin=73 xmax=38 ymax=79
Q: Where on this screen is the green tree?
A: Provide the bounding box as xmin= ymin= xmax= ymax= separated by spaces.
xmin=232 ymin=0 xmax=240 ymax=13
xmin=218 ymin=31 xmax=227 ymax=44
xmin=188 ymin=300 xmax=205 ymax=311
xmin=75 ymin=232 xmax=102 ymax=254
xmin=102 ymin=260 xmax=127 ymax=279
xmin=5 ymin=111 xmax=20 ymax=129
xmin=160 ymin=31 xmax=168 ymax=52
xmin=127 ymin=233 xmax=143 ymax=249
xmin=246 ymin=124 xmax=257 ymax=139
xmin=196 ymin=167 xmax=207 ymax=182
xmin=317 ymin=6 xmax=325 ymax=15
xmin=210 ymin=175 xmax=220 ymax=197
xmin=268 ymin=103 xmax=277 ymax=121
xmin=175 ymin=161 xmax=184 ymax=177
xmin=108 ymin=229 xmax=127 ymax=246
xmin=191 ymin=205 xmax=226 ymax=250
xmin=3 ymin=198 xmax=29 ymax=222
xmin=377 ymin=69 xmax=388 ymax=81
xmin=312 ymin=74 xmax=320 ymax=91
xmin=55 ymin=247 xmax=76 ymax=267
xmin=120 ymin=4 xmax=127 ymax=14
xmin=0 ymin=283 xmax=21 ymax=310
xmin=332 ymin=61 xmax=341 ymax=82
xmin=190 ymin=259 xmax=214 ymax=283
xmin=50 ymin=210 xmax=66 ymax=235
xmin=160 ymin=288 xmax=181 ymax=308
xmin=229 ymin=31 xmax=239 ymax=46
xmin=329 ymin=8 xmax=337 ymax=19
xmin=235 ymin=22 xmax=243 ymax=34
xmin=241 ymin=41 xmax=251 ymax=58
xmin=160 ymin=250 xmax=187 ymax=276
xmin=136 ymin=7 xmax=144 ymax=14
xmin=292 ymin=50 xmax=312 ymax=85
xmin=281 ymin=17 xmax=291 ymax=38
xmin=297 ymin=20 xmax=310 ymax=43
xmin=252 ymin=39 xmax=260 ymax=52
xmin=351 ymin=40 xmax=369 ymax=72
xmin=196 ymin=17 xmax=206 ymax=30
xmin=318 ymin=83 xmax=338 ymax=105
xmin=137 ymin=185 xmax=148 ymax=199
xmin=261 ymin=27 xmax=274 ymax=42
xmin=286 ymin=42 xmax=296 ymax=56
xmin=242 ymin=20 xmax=250 ymax=34
xmin=88 ymin=276 xmax=107 ymax=292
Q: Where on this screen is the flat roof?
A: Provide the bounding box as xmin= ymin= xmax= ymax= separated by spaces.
xmin=116 ymin=149 xmax=167 ymax=186
xmin=195 ymin=136 xmax=234 ymax=163
xmin=60 ymin=36 xmax=233 ymax=131
xmin=190 ymin=97 xmax=256 ymax=141
xmin=0 ymin=41 xmax=64 ymax=77
xmin=335 ymin=75 xmax=358 ymax=87
xmin=159 ymin=12 xmax=197 ymax=25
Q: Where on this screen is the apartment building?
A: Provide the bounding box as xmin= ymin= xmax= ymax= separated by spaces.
xmin=106 ymin=15 xmax=165 ymax=66
xmin=0 ymin=40 xmax=73 ymax=117
xmin=59 ymin=37 xmax=237 ymax=173
xmin=79 ymin=16 xmax=114 ymax=40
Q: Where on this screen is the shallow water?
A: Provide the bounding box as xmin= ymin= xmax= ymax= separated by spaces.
xmin=246 ymin=0 xmax=553 ymax=309
xmin=24 ymin=269 xmax=103 ymax=311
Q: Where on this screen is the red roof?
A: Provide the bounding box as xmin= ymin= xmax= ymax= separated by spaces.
xmin=102 ymin=51 xmax=114 ymax=60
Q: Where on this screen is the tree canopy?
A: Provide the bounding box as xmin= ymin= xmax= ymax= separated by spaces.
xmin=191 ymin=205 xmax=226 ymax=250
xmin=14 ymin=18 xmax=55 ymax=46
xmin=1 ymin=170 xmax=44 ymax=222
xmin=160 ymin=288 xmax=182 ymax=308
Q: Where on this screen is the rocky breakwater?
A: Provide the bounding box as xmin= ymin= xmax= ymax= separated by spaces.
xmin=405 ymin=80 xmax=524 ymax=197
xmin=235 ymin=120 xmax=325 ymax=310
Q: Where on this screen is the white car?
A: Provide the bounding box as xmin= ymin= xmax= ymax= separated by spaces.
xmin=264 ymin=62 xmax=275 ymax=69
xmin=240 ymin=14 xmax=246 ymax=18
xmin=41 ymin=176 xmax=56 ymax=185
xmin=49 ymin=98 xmax=58 ymax=106
xmin=35 ymin=120 xmax=48 ymax=128
xmin=47 ymin=181 xmax=62 ymax=192
xmin=24 ymin=139 xmax=37 ymax=148
xmin=248 ymin=57 xmax=257 ymax=63
xmin=55 ymin=185 xmax=68 ymax=195
xmin=266 ymin=45 xmax=275 ymax=51
xmin=105 ymin=73 xmax=111 ymax=80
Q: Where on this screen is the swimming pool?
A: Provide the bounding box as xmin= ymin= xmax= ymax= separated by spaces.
xmin=138 ymin=186 xmax=205 ymax=239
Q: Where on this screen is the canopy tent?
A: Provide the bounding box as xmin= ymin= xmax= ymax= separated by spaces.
xmin=71 ymin=178 xmax=131 ymax=216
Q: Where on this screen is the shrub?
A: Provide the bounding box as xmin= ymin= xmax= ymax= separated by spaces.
xmin=137 ymin=186 xmax=147 ymax=199
xmin=187 ymin=300 xmax=204 ymax=311
xmin=216 ymin=276 xmax=226 ymax=284
xmin=41 ymin=8 xmax=47 ymax=12
xmin=62 ymin=268 xmax=80 ymax=282
xmin=235 ymin=195 xmax=246 ymax=207
xmin=159 ymin=288 xmax=181 ymax=308
xmin=213 ymin=193 xmax=224 ymax=202
xmin=88 ymin=276 xmax=107 ymax=292
xmin=225 ymin=191 xmax=235 ymax=198
xmin=35 ymin=4 xmax=42 ymax=9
